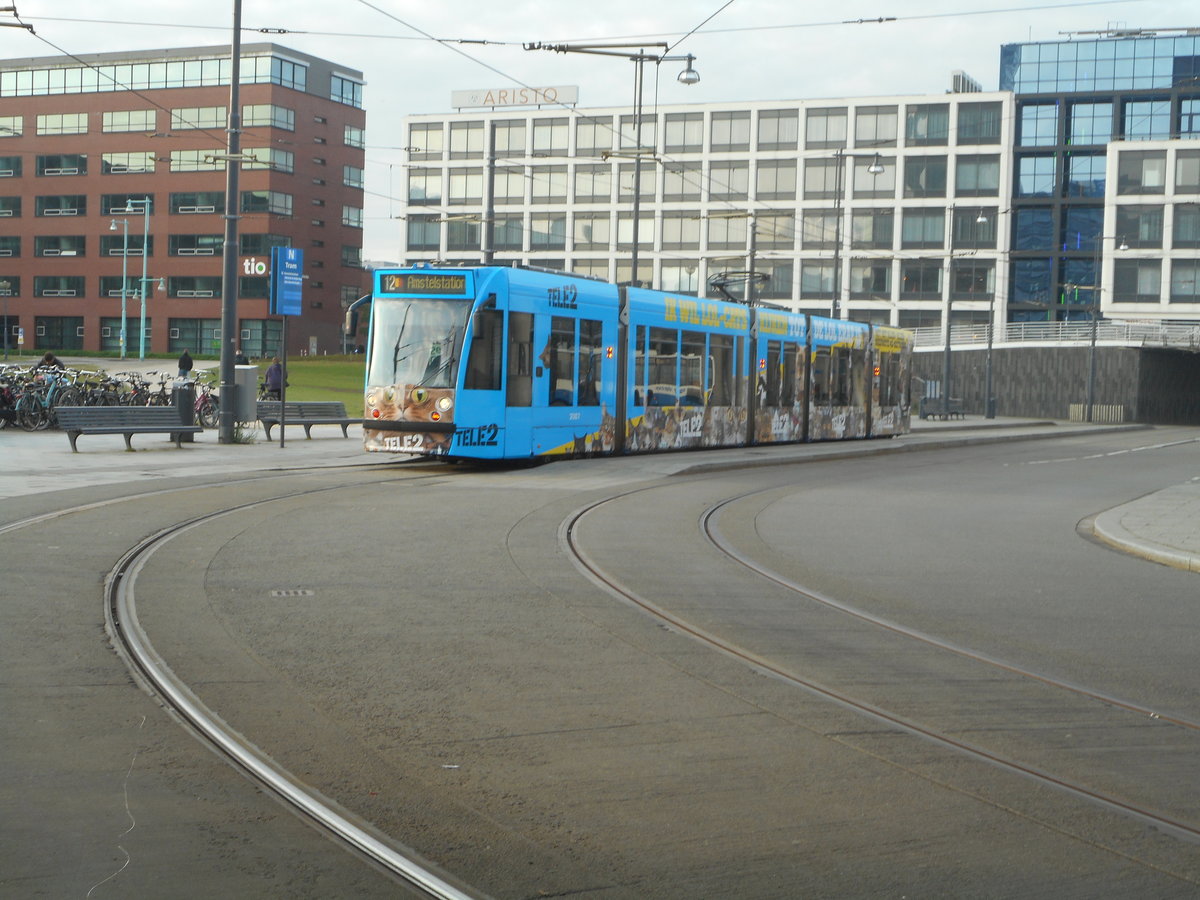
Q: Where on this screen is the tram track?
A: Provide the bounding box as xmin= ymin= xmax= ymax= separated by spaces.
xmin=560 ymin=481 xmax=1200 ymax=853
xmin=4 ymin=465 xmax=479 ymax=900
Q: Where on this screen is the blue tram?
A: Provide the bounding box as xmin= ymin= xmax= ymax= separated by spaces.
xmin=361 ymin=264 xmax=912 ymax=460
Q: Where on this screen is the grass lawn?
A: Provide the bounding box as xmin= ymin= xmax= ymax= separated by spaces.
xmin=272 ymin=356 xmax=367 ymax=408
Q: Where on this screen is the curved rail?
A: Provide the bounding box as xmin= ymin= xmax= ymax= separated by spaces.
xmin=560 ymin=488 xmax=1200 ymax=845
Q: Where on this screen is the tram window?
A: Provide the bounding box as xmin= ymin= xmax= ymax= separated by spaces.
xmin=812 ymin=347 xmax=831 ymax=403
xmin=548 ymin=315 xmax=575 ymax=405
xmin=734 ymin=335 xmax=747 ymax=407
xmin=507 ymin=311 xmax=533 ymax=407
xmin=633 ymin=325 xmax=647 ymax=406
xmin=648 ymin=327 xmax=677 ymax=406
xmin=850 ymin=349 xmax=868 ymax=406
xmin=764 ymin=340 xmax=782 ymax=406
xmin=831 ymin=347 xmax=851 ymax=405
xmin=879 ymin=354 xmax=898 ymax=405
xmin=464 ymin=307 xmax=502 ymax=390
xmin=709 ymin=334 xmax=734 ymax=406
xmin=578 ymin=318 xmax=602 ymax=406
xmin=781 ymin=343 xmax=798 ymax=406
xmin=680 ymin=330 xmax=705 ymax=406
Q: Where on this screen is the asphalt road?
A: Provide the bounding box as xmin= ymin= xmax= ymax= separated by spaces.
xmin=3 ymin=428 xmax=1199 ymax=898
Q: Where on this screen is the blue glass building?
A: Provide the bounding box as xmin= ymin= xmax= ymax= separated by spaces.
xmin=1001 ymin=31 xmax=1200 ymax=321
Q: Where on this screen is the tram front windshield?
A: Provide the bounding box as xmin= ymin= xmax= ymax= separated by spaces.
xmin=368 ymin=297 xmax=472 ymax=389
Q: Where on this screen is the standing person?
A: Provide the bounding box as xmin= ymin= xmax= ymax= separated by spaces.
xmin=264 ymin=356 xmax=284 ymax=400
xmin=177 ymin=349 xmax=194 ymax=380
xmin=234 ymin=347 xmax=249 ymax=366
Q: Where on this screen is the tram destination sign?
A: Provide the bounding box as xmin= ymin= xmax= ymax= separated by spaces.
xmin=381 ymin=272 xmax=471 ymax=297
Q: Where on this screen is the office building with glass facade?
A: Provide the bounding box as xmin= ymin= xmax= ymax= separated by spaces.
xmin=1001 ymin=30 xmax=1200 ymax=323
xmin=0 ymin=44 xmax=367 ymax=356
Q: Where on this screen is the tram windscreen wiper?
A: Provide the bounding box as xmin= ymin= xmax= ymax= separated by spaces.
xmin=390 ymin=305 xmax=412 ymax=379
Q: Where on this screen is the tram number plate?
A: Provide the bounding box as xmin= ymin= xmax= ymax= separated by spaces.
xmin=384 ymin=434 xmax=424 ymax=451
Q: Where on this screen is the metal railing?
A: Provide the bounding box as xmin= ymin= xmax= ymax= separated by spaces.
xmin=913 ymin=319 xmax=1200 ymax=352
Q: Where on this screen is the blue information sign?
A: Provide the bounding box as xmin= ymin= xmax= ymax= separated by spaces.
xmin=269 ymin=246 xmax=304 ymax=316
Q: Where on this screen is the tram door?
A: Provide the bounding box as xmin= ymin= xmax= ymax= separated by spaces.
xmin=505 ymin=311 xmax=534 ymax=455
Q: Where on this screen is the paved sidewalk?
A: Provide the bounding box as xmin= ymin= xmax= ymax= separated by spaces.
xmin=1091 ymin=477 xmax=1200 ymax=574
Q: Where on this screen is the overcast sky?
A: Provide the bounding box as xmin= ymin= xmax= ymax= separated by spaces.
xmin=3 ymin=0 xmax=1194 ymax=259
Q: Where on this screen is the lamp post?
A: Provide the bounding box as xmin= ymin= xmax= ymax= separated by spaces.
xmin=526 ymin=41 xmax=700 ymax=288
xmin=113 ymin=198 xmax=151 ymax=358
xmin=1084 ymin=233 xmax=1128 ymax=423
xmin=0 ymin=279 xmax=9 ymax=361
xmin=109 ymin=215 xmax=130 ymax=358
xmin=830 ymin=150 xmax=883 ymax=319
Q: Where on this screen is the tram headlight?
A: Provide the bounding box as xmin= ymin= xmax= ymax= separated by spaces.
xmin=436 ymin=396 xmax=452 ymax=412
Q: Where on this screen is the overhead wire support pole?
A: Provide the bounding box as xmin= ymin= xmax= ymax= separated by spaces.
xmin=218 ymin=0 xmax=243 ymax=444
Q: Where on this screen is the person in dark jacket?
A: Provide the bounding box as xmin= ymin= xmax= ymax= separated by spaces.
xmin=177 ymin=350 xmax=194 ymax=379
xmin=265 ymin=357 xmax=284 ymax=400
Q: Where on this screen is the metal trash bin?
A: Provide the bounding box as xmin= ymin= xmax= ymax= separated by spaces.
xmin=235 ymin=365 xmax=258 ymax=423
xmin=174 ymin=380 xmax=196 ymax=442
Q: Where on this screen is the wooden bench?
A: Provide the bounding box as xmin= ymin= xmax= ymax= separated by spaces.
xmin=919 ymin=397 xmax=966 ymax=420
xmin=55 ymin=405 xmax=202 ymax=452
xmin=256 ymin=400 xmax=359 ymax=440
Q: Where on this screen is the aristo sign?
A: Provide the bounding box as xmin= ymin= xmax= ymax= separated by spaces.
xmin=451 ymin=85 xmax=579 ymax=109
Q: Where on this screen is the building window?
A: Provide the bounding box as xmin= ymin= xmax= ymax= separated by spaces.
xmin=903 ymin=155 xmax=947 ymax=198
xmin=1174 ymin=204 xmax=1200 ymax=247
xmin=953 ymin=208 xmax=997 ymax=249
xmin=243 ymin=104 xmax=295 ymax=130
xmin=574 ymin=164 xmax=610 ymax=203
xmin=1116 ymin=205 xmax=1164 ymax=248
xmin=1182 ymin=99 xmax=1200 ymax=139
xmin=35 ymin=275 xmax=85 ymax=296
xmin=342 ymin=164 xmax=364 ymax=189
xmin=169 ymin=234 xmax=222 ymax=256
xmin=1065 ymin=154 xmax=1106 ymax=198
xmin=449 ymin=121 xmax=484 ymax=158
xmin=532 ymin=118 xmax=568 ymax=156
xmin=342 ymin=206 xmax=363 ymax=228
xmin=575 ymin=116 xmax=612 ymax=155
xmin=171 ymin=276 xmax=223 ymax=298
xmin=1175 ymin=150 xmax=1200 ymax=193
xmin=851 ymin=209 xmax=894 ymax=249
xmin=905 ymin=103 xmax=949 ymax=146
xmin=800 ymin=261 xmax=834 ymax=298
xmin=102 ymin=109 xmax=155 ymax=133
xmin=102 ymin=152 xmax=155 ymax=174
xmin=447 ymin=169 xmax=482 ymax=204
xmin=659 ymin=213 xmax=700 ymax=250
xmin=408 ymin=123 xmax=442 ymax=159
xmin=36 ymin=113 xmax=87 ymax=135
xmin=169 ymin=192 xmax=223 ymax=214
xmin=954 ymin=155 xmax=1000 ymax=197
xmin=531 ymin=165 xmax=568 ymax=203
xmin=956 ymin=102 xmax=1001 ymax=145
xmin=1011 ymin=258 xmax=1053 ymax=307
xmin=755 ymin=161 xmax=796 ymax=200
xmin=664 ymin=112 xmax=703 ymax=153
xmin=407 ymin=169 xmax=441 ymax=204
xmin=1169 ymin=260 xmax=1200 ymax=302
xmin=757 ymin=109 xmax=798 ymax=150
xmin=900 ymin=259 xmax=942 ymax=298
xmin=617 ymin=163 xmax=656 ymax=201
xmin=240 ymin=190 xmax=293 ymax=216
xmin=0 ymin=115 xmax=23 ymax=137
xmin=854 ymin=105 xmax=897 ymax=148
xmin=706 ymin=216 xmax=746 ymax=250
xmin=446 ymin=219 xmax=480 ymax=251
xmin=661 ymin=262 xmax=700 ymax=293
xmin=492 ymin=215 xmax=524 ymax=251
xmin=36 ymin=154 xmax=87 ymax=176
xmin=493 ymin=119 xmax=525 ymax=155
xmin=756 ymin=212 xmax=795 ymax=250
xmin=530 ymin=214 xmax=566 ymax=250
xmin=708 ymin=161 xmax=748 ymax=200
xmin=330 ymin=74 xmax=363 ymax=108
xmin=1121 ymin=99 xmax=1171 ymax=141
xmin=951 ymin=259 xmax=995 ymax=300
xmin=242 ymin=147 xmax=294 ymax=173
xmin=1113 ymin=258 xmax=1161 ymax=302
xmin=35 ymin=235 xmax=86 ymax=257
xmin=849 ymin=260 xmax=891 ymax=298
xmin=803 ymin=158 xmax=840 ymax=200
xmin=1019 ymin=103 xmax=1058 ymax=147
xmin=1117 ymin=151 xmax=1167 ymax=194
xmin=0 ymin=195 xmax=19 ymax=217
xmin=901 ymin=209 xmax=944 ymax=248
xmin=170 ymin=149 xmax=224 ymax=172
xmin=0 ymin=235 xmax=20 ymax=256
xmin=1016 ymin=155 xmax=1056 ymax=197
xmin=239 ymin=233 xmax=289 ymax=255
xmin=406 ymin=215 xmax=440 ymax=251
xmin=805 ymin=107 xmax=846 ymax=150
xmin=662 ymin=164 xmax=701 ymax=201
xmin=616 ymin=214 xmax=654 ymax=248
xmin=1067 ymin=101 xmax=1112 ymax=145
xmin=35 ymin=194 xmax=86 ymax=216
xmin=619 ymin=113 xmax=657 ymax=151
xmin=99 ymin=234 xmax=150 ymax=256
xmin=171 ymin=106 xmax=226 ymax=130
xmin=852 ymin=156 xmax=894 ymax=199
xmin=711 ymin=110 xmax=751 ymax=152
xmin=572 ymin=213 xmax=611 ymax=250
xmin=758 ymin=260 xmax=794 ymax=300
xmin=493 ymin=166 xmax=526 ymax=204
xmin=801 ymin=211 xmax=838 ymax=249
xmin=1014 ymin=208 xmax=1054 ymax=251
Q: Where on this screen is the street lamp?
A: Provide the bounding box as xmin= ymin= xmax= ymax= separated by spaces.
xmin=830 ymin=150 xmax=884 ymax=319
xmin=526 ymin=41 xmax=700 ymax=288
xmin=109 ymin=216 xmax=130 ymax=358
xmin=113 ymin=198 xmax=151 ymax=358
